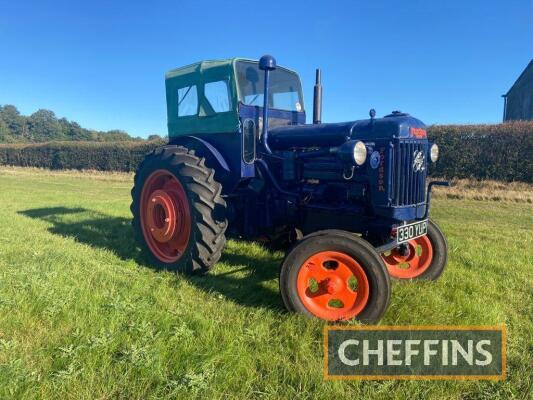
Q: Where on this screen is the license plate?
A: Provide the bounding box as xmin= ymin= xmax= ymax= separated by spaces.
xmin=396 ymin=219 xmax=428 ymax=244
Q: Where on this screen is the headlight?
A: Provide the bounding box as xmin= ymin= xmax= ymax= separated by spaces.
xmin=354 ymin=141 xmax=367 ymax=165
xmin=430 ymin=144 xmax=439 ymax=162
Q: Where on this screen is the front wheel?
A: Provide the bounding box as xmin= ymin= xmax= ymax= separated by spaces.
xmin=279 ymin=232 xmax=391 ymax=323
xmin=381 ymin=220 xmax=448 ymax=280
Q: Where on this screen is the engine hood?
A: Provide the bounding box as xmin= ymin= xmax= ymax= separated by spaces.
xmin=268 ymin=113 xmax=426 ymax=150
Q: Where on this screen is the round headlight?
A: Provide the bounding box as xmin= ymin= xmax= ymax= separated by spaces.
xmin=354 ymin=141 xmax=367 ymax=166
xmin=430 ymin=144 xmax=439 ymax=162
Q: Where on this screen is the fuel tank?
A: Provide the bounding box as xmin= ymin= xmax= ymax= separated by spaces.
xmin=268 ymin=112 xmax=427 ymax=150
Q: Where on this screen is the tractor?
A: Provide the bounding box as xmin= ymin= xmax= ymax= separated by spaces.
xmin=131 ymin=55 xmax=449 ymax=323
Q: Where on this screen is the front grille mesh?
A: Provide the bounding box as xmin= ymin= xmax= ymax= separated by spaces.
xmin=391 ymin=140 xmax=428 ymax=206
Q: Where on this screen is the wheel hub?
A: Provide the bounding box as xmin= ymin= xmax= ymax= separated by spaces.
xmin=397 ymin=243 xmax=411 ymax=257
xmin=324 ymin=275 xmax=344 ymax=295
xmin=147 ymin=190 xmax=177 ymax=243
xmin=381 ymin=235 xmax=433 ymax=279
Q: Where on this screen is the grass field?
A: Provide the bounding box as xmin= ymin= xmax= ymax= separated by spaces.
xmin=0 ymin=167 xmax=532 ymax=399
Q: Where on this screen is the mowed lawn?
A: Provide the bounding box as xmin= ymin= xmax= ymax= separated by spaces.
xmin=0 ymin=167 xmax=532 ymax=400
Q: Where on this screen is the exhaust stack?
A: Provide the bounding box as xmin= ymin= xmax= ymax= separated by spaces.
xmin=313 ymin=69 xmax=322 ymax=124
xmin=259 ymin=54 xmax=277 ymax=154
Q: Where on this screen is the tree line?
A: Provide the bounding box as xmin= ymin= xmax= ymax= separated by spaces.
xmin=0 ymin=104 xmax=164 ymax=143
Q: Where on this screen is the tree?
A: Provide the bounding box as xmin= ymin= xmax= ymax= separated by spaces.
xmin=0 ymin=119 xmax=12 ymax=142
xmin=147 ymin=134 xmax=164 ymax=141
xmin=98 ymin=129 xmax=135 ymax=142
xmin=0 ymin=103 xmax=143 ymax=143
xmin=27 ymin=109 xmax=64 ymax=141
xmin=0 ymin=105 xmax=27 ymax=140
xmin=60 ymin=119 xmax=91 ymax=141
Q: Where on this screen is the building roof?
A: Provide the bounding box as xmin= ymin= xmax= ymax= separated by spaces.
xmin=504 ymin=59 xmax=533 ymax=97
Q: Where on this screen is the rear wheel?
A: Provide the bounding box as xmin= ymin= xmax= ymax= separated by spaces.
xmin=381 ymin=220 xmax=448 ymax=280
xmin=131 ymin=145 xmax=227 ymax=273
xmin=280 ymin=232 xmax=391 ymax=323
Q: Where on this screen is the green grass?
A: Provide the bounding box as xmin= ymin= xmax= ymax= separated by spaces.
xmin=0 ymin=167 xmax=532 ymax=399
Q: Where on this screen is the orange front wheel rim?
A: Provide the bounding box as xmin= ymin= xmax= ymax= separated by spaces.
xmin=381 ymin=235 xmax=433 ymax=279
xmin=296 ymin=251 xmax=370 ymax=321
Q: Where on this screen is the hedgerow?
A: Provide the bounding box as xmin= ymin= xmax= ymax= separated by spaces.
xmin=0 ymin=121 xmax=532 ymax=182
xmin=0 ymin=140 xmax=164 ymax=172
xmin=427 ymin=121 xmax=533 ymax=182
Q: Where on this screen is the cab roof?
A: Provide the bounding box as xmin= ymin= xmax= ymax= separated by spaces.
xmin=166 ymin=58 xmax=249 ymax=79
xmin=165 ymin=58 xmax=299 ymax=79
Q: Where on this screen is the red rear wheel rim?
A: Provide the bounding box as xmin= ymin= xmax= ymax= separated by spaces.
xmin=296 ymin=251 xmax=370 ymax=321
xmin=140 ymin=169 xmax=191 ymax=263
xmin=381 ymin=235 xmax=433 ymax=279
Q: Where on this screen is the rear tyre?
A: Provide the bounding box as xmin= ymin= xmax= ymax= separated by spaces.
xmin=381 ymin=220 xmax=448 ymax=280
xmin=279 ymin=232 xmax=391 ymax=323
xmin=131 ymin=145 xmax=227 ymax=274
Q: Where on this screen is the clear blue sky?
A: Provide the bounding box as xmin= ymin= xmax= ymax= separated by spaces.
xmin=1 ymin=0 xmax=532 ymax=138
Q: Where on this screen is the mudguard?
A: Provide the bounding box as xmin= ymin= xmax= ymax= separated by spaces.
xmin=168 ymin=135 xmax=233 ymax=191
xmin=171 ymin=136 xmax=229 ymax=171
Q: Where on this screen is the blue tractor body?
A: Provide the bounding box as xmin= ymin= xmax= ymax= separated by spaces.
xmin=164 ymin=57 xmax=438 ymax=249
xmin=132 ymin=55 xmax=448 ymax=323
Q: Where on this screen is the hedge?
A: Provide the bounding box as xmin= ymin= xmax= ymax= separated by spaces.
xmin=0 ymin=140 xmax=164 ymax=172
xmin=427 ymin=121 xmax=533 ymax=183
xmin=0 ymin=122 xmax=532 ymax=182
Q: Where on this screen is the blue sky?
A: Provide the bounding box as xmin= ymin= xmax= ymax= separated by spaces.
xmin=1 ymin=0 xmax=532 ymax=137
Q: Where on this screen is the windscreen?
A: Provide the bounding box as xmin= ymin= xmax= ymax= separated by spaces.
xmin=236 ymin=61 xmax=304 ymax=112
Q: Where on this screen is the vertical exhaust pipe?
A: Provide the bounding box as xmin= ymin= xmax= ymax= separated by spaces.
xmin=259 ymin=55 xmax=277 ymax=154
xmin=313 ymin=69 xmax=322 ymax=124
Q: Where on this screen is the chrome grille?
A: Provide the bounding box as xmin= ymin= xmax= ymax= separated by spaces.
xmin=391 ymin=140 xmax=428 ymax=206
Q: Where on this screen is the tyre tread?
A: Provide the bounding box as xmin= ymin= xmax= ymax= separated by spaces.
xmin=131 ymin=145 xmax=227 ymax=274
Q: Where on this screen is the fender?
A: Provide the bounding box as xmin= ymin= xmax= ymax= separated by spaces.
xmin=169 ymin=135 xmax=230 ymax=173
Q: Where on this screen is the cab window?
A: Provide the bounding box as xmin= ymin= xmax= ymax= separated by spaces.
xmin=205 ymin=80 xmax=232 ymax=113
xmin=236 ymin=61 xmax=304 ymax=112
xmin=177 ymin=85 xmax=198 ymax=117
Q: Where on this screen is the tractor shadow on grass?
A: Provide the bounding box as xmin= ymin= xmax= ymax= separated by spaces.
xmin=19 ymin=206 xmax=283 ymax=311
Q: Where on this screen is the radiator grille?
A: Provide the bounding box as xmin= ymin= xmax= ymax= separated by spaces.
xmin=391 ymin=140 xmax=428 ymax=206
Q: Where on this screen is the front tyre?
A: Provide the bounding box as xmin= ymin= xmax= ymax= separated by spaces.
xmin=131 ymin=146 xmax=227 ymax=274
xmin=381 ymin=220 xmax=448 ymax=280
xmin=280 ymin=233 xmax=391 ymax=323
